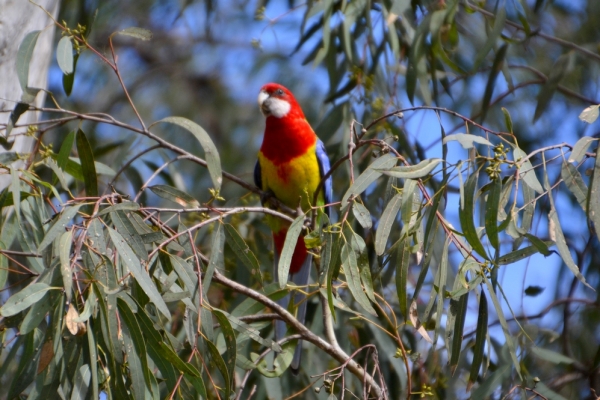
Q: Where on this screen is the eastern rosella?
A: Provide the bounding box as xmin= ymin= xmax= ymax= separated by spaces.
xmin=254 ymin=83 xmax=332 ymax=373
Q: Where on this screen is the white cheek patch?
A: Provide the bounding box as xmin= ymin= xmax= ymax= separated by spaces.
xmin=267 ymin=97 xmax=291 ymax=118
xmin=257 ymin=91 xmax=269 ymax=107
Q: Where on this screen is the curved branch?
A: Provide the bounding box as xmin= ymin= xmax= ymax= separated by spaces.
xmin=211 ymin=270 xmax=385 ymax=398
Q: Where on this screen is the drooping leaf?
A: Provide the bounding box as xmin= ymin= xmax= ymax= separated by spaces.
xmin=212 ymin=309 xmax=236 ymax=392
xmin=107 ymin=227 xmax=171 ymax=319
xmin=468 ymin=291 xmax=488 ymax=387
xmin=531 ymin=347 xmax=574 ymax=365
xmin=578 ymin=105 xmax=600 ymax=124
xmin=587 ymin=149 xmax=600 ymax=233
xmin=341 ymin=153 xmax=397 ymax=207
xmin=0 ymin=283 xmax=54 ymax=317
xmin=223 ymin=223 xmax=263 ymax=284
xmin=377 ymin=158 xmax=442 ymax=179
xmin=38 ymin=204 xmax=82 ymax=252
xmin=568 ymin=136 xmax=597 ymax=164
xmin=459 ymin=170 xmax=489 ymax=259
xmin=277 ymin=214 xmax=305 ymax=288
xmin=59 ymin=230 xmax=73 ymax=303
xmin=514 ymin=147 xmax=543 ymax=194
xmin=155 ymin=117 xmax=222 ymax=191
xmin=485 ymin=177 xmax=502 ymax=251
xmin=443 ymin=133 xmax=493 ymax=149
xmin=483 ymin=275 xmax=522 ymax=379
xmin=57 ymin=36 xmax=74 ymax=75
xmin=205 ymin=339 xmax=231 ymax=398
xmin=203 ymin=222 xmax=224 ymax=293
xmin=115 ymin=27 xmax=153 ymax=41
xmin=375 ymin=192 xmax=402 ymax=255
xmin=533 ymin=52 xmax=572 ymax=122
xmin=76 ymin=129 xmax=98 ymax=198
xmin=16 ymin=30 xmax=41 ymax=90
xmin=352 ymin=202 xmax=372 ymax=229
xmin=110 ymin=210 xmax=148 ymax=261
xmin=148 ymin=185 xmax=200 ymax=208
xmin=341 ymin=242 xmax=377 ymax=315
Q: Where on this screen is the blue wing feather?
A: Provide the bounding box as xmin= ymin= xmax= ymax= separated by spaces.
xmin=254 ymin=160 xmax=262 ymax=191
xmin=315 ymin=139 xmax=332 ymax=216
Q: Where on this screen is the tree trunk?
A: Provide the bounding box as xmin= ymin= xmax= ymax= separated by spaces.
xmin=0 ymin=0 xmax=60 ymax=190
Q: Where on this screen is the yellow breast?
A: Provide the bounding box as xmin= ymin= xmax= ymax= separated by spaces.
xmin=258 ymin=143 xmax=322 ymax=213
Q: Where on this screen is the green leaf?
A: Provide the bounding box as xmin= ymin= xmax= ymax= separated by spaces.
xmin=375 ymin=192 xmax=402 ymax=255
xmin=459 ymin=171 xmax=488 ymax=259
xmin=205 ymin=339 xmax=231 ymax=398
xmin=203 ymin=222 xmax=224 ymax=293
xmin=59 ymin=230 xmax=73 ymax=303
xmin=56 ymin=36 xmax=74 ymax=74
xmin=578 ymin=105 xmax=600 ymax=124
xmin=16 ymin=31 xmax=41 ymax=90
xmin=63 ymin=53 xmax=79 ymax=96
xmin=117 ymin=298 xmax=152 ymax=397
xmin=502 ymin=107 xmax=514 ymax=134
xmin=107 ymin=227 xmax=171 ymax=319
xmin=480 ymin=44 xmax=508 ymax=122
xmin=497 ymin=241 xmax=553 ymax=265
xmin=546 ymin=165 xmax=593 ymax=289
xmin=223 ymin=223 xmax=263 ymax=284
xmin=71 ymin=364 xmax=92 ymax=400
xmin=6 ymin=103 xmax=30 ymax=137
xmin=148 ymin=185 xmax=200 ymax=208
xmin=341 ymin=153 xmax=397 ymax=207
xmin=121 ymin=323 xmax=147 ymax=400
xmin=38 ymin=204 xmax=82 ymax=252
xmin=97 ymin=201 xmax=140 ymax=216
xmin=341 ymin=242 xmax=377 ymax=315
xmin=57 ymin=131 xmax=75 ymax=171
xmin=395 ymin=237 xmax=411 ymax=319
xmin=485 ymin=178 xmax=502 ymax=251
xmin=20 ymin=290 xmax=59 ymax=334
xmin=534 ymin=53 xmax=572 ymax=122
xmin=221 ymin=310 xmax=281 ymax=352
xmin=252 ymin=339 xmax=296 ymax=377
xmin=73 ymin=289 xmax=97 ymax=322
xmin=483 ymin=275 xmax=522 ymax=378
xmin=588 ymin=150 xmax=600 ymax=232
xmin=377 ymin=158 xmax=442 ymax=179
xmin=531 ymin=347 xmax=574 ymax=365
xmin=87 ymin=320 xmax=99 ymax=400
xmin=111 ymin=210 xmax=148 ymax=261
xmin=473 ymin=8 xmax=506 ymax=70
xmin=352 ymin=202 xmax=372 ymax=229
xmin=0 ymin=283 xmax=54 ymax=317
xmin=212 ymin=309 xmax=236 ymax=392
xmin=277 ymin=214 xmax=305 ymax=288
xmin=443 ymin=133 xmax=493 ymax=149
xmin=568 ymin=136 xmax=597 ymax=164
xmin=156 ymin=117 xmax=222 ymax=191
xmin=524 ymin=233 xmax=551 ymax=256
xmin=471 ymin=363 xmax=511 ymax=399
xmin=469 ymin=291 xmax=488 ymax=386
xmin=449 ymin=292 xmax=468 ymax=372
xmin=514 ymin=147 xmax=543 ymax=194
xmin=115 ymin=27 xmax=153 ymax=40
xmin=76 ymin=129 xmax=98 ymax=197
xmin=0 ymin=151 xmax=19 ymax=165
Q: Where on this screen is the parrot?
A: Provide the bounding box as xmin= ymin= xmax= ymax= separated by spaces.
xmin=254 ymin=82 xmax=332 ymax=374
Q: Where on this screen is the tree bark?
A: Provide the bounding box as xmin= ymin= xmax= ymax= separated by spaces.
xmin=0 ymin=0 xmax=60 ymax=189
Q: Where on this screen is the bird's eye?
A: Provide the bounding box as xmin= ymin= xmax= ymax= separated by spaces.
xmin=275 ymin=88 xmax=284 ymax=96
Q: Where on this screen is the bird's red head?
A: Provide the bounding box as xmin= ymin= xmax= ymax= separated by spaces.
xmin=258 ymin=83 xmax=304 ymax=119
